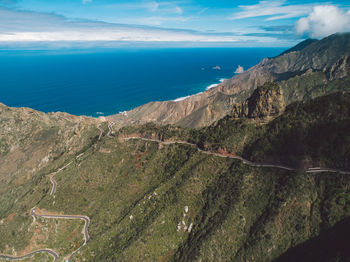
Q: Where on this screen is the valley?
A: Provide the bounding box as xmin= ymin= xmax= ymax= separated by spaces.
xmin=1 ymin=33 xmax=350 ymax=261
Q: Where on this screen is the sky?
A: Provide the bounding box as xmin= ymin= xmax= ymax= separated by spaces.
xmin=0 ymin=0 xmax=350 ymax=48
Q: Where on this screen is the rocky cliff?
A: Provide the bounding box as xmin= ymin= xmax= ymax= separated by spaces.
xmin=231 ymin=82 xmax=285 ymax=119
xmin=108 ymin=33 xmax=350 ymax=128
xmin=2 ymin=91 xmax=350 ymax=261
xmin=1 ymin=36 xmax=350 ymax=261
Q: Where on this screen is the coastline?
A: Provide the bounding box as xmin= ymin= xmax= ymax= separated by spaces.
xmin=173 ymin=78 xmax=227 ymax=102
xmin=206 ymin=78 xmax=226 ymax=90
xmin=0 ymin=48 xmax=285 ymax=117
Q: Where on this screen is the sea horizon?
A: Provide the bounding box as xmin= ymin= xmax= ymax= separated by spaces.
xmin=0 ymin=47 xmax=286 ymax=117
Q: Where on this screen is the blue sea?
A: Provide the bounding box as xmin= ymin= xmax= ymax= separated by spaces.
xmin=0 ymin=48 xmax=285 ymax=117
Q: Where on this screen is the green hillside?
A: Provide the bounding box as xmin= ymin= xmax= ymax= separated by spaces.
xmin=1 ymin=33 xmax=350 ymax=261
xmin=1 ymin=89 xmax=349 ymax=261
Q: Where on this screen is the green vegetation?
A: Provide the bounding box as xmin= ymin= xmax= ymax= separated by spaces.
xmin=1 ymin=34 xmax=350 ymax=261
xmin=107 ymin=33 xmax=350 ymax=129
xmin=278 ymin=38 xmax=318 ymax=57
xmin=0 ymin=138 xmax=9 ymax=155
xmin=184 ymin=91 xmax=350 ymax=170
xmin=281 ymin=74 xmax=350 ymax=105
xmin=1 ymin=91 xmax=350 ymax=261
xmin=244 ymin=92 xmax=350 ymax=169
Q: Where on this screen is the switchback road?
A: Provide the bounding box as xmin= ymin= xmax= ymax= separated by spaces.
xmin=107 ymin=122 xmax=114 ymax=138
xmin=0 ymin=249 xmax=58 ymax=261
xmin=49 ymin=162 xmax=72 ymax=196
xmin=1 ymin=152 xmax=91 ymax=262
xmin=31 ymin=208 xmax=90 ymax=244
xmin=31 ymin=208 xmax=90 ymax=262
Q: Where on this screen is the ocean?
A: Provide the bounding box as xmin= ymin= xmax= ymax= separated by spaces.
xmin=0 ymin=48 xmax=286 ymax=117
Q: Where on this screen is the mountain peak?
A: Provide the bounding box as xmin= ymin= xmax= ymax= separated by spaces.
xmin=279 ymin=38 xmax=318 ymax=56
xmin=108 ymin=33 xmax=350 ymax=128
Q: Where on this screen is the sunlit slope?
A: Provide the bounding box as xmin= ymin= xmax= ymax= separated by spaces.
xmin=1 ymin=90 xmax=349 ymax=261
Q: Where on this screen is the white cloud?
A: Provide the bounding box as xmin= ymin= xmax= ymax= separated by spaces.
xmin=0 ymin=30 xmax=238 ymax=42
xmin=296 ymin=5 xmax=350 ymax=38
xmin=82 ymin=0 xmax=92 ymax=4
xmin=0 ymin=7 xmax=237 ymax=43
xmin=230 ymin=0 xmax=314 ymax=21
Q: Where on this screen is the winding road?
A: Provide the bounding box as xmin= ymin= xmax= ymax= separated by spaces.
xmin=49 ymin=152 xmax=85 ymax=197
xmin=0 ymin=250 xmax=58 ymax=261
xmin=2 ymin=127 xmax=348 ymax=261
xmin=107 ymin=122 xmax=114 ymax=138
xmin=1 ymin=152 xmax=91 ymax=261
xmin=31 ymin=208 xmax=90 ymax=245
xmin=97 ymin=122 xmax=115 ymax=139
xmin=123 ymin=137 xmax=350 ymax=175
xmin=0 ymin=123 xmax=118 ymax=261
xmin=30 ymin=208 xmax=90 ymax=262
xmin=49 ymin=162 xmax=72 ymax=196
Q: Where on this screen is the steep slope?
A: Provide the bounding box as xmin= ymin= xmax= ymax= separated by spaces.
xmin=231 ymin=82 xmax=285 ymax=119
xmin=108 ymin=33 xmax=350 ymax=128
xmin=1 ymin=33 xmax=350 ymax=262
xmin=0 ymin=103 xmax=99 ymax=183
xmin=188 ymin=90 xmax=350 ymax=171
xmin=278 ymin=38 xmax=318 ymax=56
xmin=0 ymin=103 xmax=101 ymax=260
xmin=1 ymin=91 xmax=349 ymax=261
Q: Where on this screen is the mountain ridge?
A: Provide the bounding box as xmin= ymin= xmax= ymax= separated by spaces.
xmin=108 ymin=32 xmax=350 ymax=128
xmin=278 ymin=38 xmax=318 ymax=56
xmin=1 ymin=33 xmax=350 ymax=262
xmin=2 ymin=90 xmax=349 ymax=261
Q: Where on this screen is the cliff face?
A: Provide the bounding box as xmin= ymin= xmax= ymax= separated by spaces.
xmin=231 ymin=82 xmax=285 ymax=119
xmin=1 ymin=61 xmax=350 ymax=261
xmin=328 ymin=54 xmax=350 ymax=80
xmin=108 ymin=33 xmax=350 ymax=128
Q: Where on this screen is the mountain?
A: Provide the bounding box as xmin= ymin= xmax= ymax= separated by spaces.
xmin=109 ymin=33 xmax=350 ymax=128
xmin=1 ymin=90 xmax=350 ymax=261
xmin=1 ymin=33 xmax=350 ymax=262
xmin=231 ymin=82 xmax=285 ymax=119
xmin=0 ymin=103 xmax=99 ymax=182
xmin=278 ymin=38 xmax=318 ymax=56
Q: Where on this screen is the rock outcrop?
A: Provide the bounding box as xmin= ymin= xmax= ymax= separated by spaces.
xmin=234 ymin=65 xmax=244 ymax=74
xmin=108 ymin=33 xmax=350 ymax=128
xmin=231 ymin=82 xmax=285 ymax=119
xmin=327 ymin=55 xmax=350 ymax=80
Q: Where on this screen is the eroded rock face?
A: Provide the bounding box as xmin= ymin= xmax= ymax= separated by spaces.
xmin=327 ymin=55 xmax=350 ymax=80
xmin=232 ymin=82 xmax=285 ymax=119
xmin=108 ymin=33 xmax=350 ymax=128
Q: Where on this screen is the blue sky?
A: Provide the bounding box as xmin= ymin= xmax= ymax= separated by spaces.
xmin=0 ymin=0 xmax=350 ymax=48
